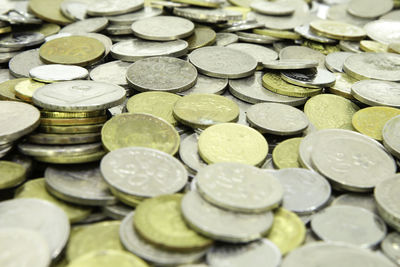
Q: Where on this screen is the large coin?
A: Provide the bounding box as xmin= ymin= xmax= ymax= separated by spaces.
xmin=86 ymin=0 xmax=144 ymax=16
xmin=8 ymin=48 xmax=45 ymax=78
xmin=364 ymin=20 xmax=400 ymax=45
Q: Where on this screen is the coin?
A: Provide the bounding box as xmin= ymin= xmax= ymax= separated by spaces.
xmin=106 ymin=7 xmax=162 ymax=25
xmin=381 ymin=232 xmax=400 ymax=265
xmin=332 ymin=193 xmax=378 ymax=214
xmin=327 ymin=73 xmax=355 ymax=99
xmin=186 ymin=27 xmax=216 ymax=52
xmin=86 ymin=0 xmax=144 ymax=16
xmin=215 ymin=32 xmax=238 ymax=46
xmin=327 ymin=4 xmax=373 ymax=27
xmin=188 ymin=46 xmax=257 ymax=79
xmin=28 ymin=132 xmax=101 ymax=145
xmin=360 ymin=40 xmax=388 ymax=53
xmin=0 ymin=32 xmax=44 ymax=49
xmin=101 ymin=113 xmax=180 ymax=155
xmin=173 ymin=8 xmax=241 ymax=23
xmin=339 ymin=40 xmax=362 ymax=53
xmin=0 ymin=78 xmax=27 ymax=101
xmin=179 ymin=133 xmax=206 ymax=173
xmin=60 ymin=18 xmax=109 ymax=34
xmin=236 ymin=32 xmax=278 ymax=44
xmin=226 ymin=43 xmax=278 ymax=67
xmin=59 ymin=0 xmax=88 ymax=21
xmin=171 ymin=0 xmax=221 ymax=8
xmin=348 ymin=0 xmax=393 ymax=19
xmin=29 ymin=64 xmax=88 ymax=83
xmin=14 ymin=79 xmax=44 ymax=102
xmin=383 ymin=115 xmax=400 ymax=159
xmin=68 ymin=249 xmax=149 ymax=267
xmin=309 ymin=20 xmax=366 ymax=41
xmin=126 ymin=57 xmax=197 ymax=93
xmin=262 ymin=59 xmax=319 ymax=70
xmin=250 ymin=0 xmax=294 ymax=15
xmin=253 ymin=28 xmax=301 ymax=40
xmin=281 ymin=68 xmax=336 ymax=88
xmin=18 ymin=142 xmax=103 ymax=157
xmin=279 ymin=46 xmax=326 ymax=69
xmin=389 ymin=42 xmax=400 ymax=54
xmin=295 ymin=24 xmax=337 ymax=44
xmin=89 ymin=60 xmax=131 ymax=88
xmin=324 ymin=51 xmax=354 ymax=72
xmin=181 ymin=74 xmax=227 ymax=95
xmin=102 ymin=202 xmax=132 ymax=220
xmin=104 ymin=24 xmax=133 ymax=35
xmin=198 ymin=123 xmax=268 ymax=166
xmin=40 ymin=116 xmax=107 ymax=126
xmin=39 ymin=124 xmax=103 ymax=134
xmin=0 ymin=160 xmax=26 ymax=189
xmin=79 ymin=32 xmax=112 ymax=57
xmin=29 ymin=0 xmax=72 ymax=25
xmin=35 ymin=150 xmax=106 ymax=164
xmin=272 ymin=138 xmax=303 ymax=169
xmin=0 ymin=51 xmax=18 ymax=64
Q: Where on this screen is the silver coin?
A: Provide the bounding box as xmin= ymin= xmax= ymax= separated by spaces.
xmin=105 ymin=24 xmax=133 ymax=35
xmin=182 ymin=190 xmax=274 ymax=242
xmin=347 ymin=0 xmax=393 ymax=19
xmin=0 ymin=228 xmax=51 ymax=267
xmin=0 ymin=51 xmax=18 ymax=64
xmin=281 ymin=68 xmax=336 ymax=88
xmin=214 ymin=32 xmax=238 ymax=46
xmin=275 ymin=168 xmax=331 ymax=214
xmin=332 ymin=193 xmax=378 ymax=214
xmin=60 ymin=0 xmax=88 ymax=21
xmin=86 ymin=0 xmax=144 ymax=16
xmin=364 ymin=20 xmax=400 ymax=45
xmin=17 ymin=142 xmax=103 ymax=157
xmin=33 ymin=80 xmax=126 ymax=111
xmin=45 ymin=164 xmax=116 ymax=206
xmin=339 ymin=40 xmax=362 ymax=53
xmin=343 ymin=52 xmax=400 ymax=82
xmin=75 ymin=212 xmax=108 ymax=225
xmin=126 ymin=56 xmax=197 ymax=93
xmin=295 ymin=24 xmax=337 ymax=44
xmin=207 ymin=239 xmax=281 ymax=267
xmin=311 ymin=206 xmax=387 ymax=248
xmin=221 ymin=21 xmax=264 ymax=33
xmin=229 ymin=72 xmax=307 ymax=106
xmin=222 ymin=91 xmax=251 ymax=126
xmin=279 ymin=46 xmax=326 ymax=69
xmin=196 ymin=162 xmax=283 ymax=213
xmin=102 ymin=202 xmax=132 ymax=220
xmin=132 ymin=15 xmax=194 ymax=41
xmin=180 ymin=74 xmax=227 ymax=95
xmin=0 ymin=198 xmax=69 ymax=259
xmin=383 ymin=115 xmax=400 ymax=159
xmin=226 ymin=43 xmax=278 ymax=66
xmin=236 ymin=32 xmax=278 ymax=44
xmin=262 ymin=59 xmax=319 ymax=70
xmin=0 ymin=68 xmax=11 ymax=83
xmin=8 ymin=48 xmax=45 ymax=78
xmin=120 ymin=212 xmax=207 ymax=265
xmin=381 ymin=232 xmax=400 ymax=265
xmin=189 ymin=46 xmax=257 ymax=79
xmin=0 ymin=101 xmax=40 ymax=144
xmin=79 ymin=32 xmax=113 ymax=56
xmin=380 ymin=9 xmax=400 ymax=21
xmin=101 ymin=147 xmax=188 ymax=198
xmin=151 ymin=0 xmax=189 ymax=7
xmin=29 ymin=64 xmax=88 ymax=83
xmin=0 ymin=32 xmax=44 ymax=48
xmin=250 ymin=0 xmax=295 ymax=15
xmin=327 ymin=4 xmax=372 ymax=27
xmin=246 ymin=102 xmax=309 ymax=135
xmin=106 ymin=7 xmax=162 ymax=25
xmin=179 ymin=133 xmax=206 ymax=173
xmin=45 ymin=33 xmax=72 ymax=42
xmin=173 ymin=7 xmax=242 ymax=23
xmin=59 ymin=17 xmax=108 ymax=34
xmin=311 ymin=133 xmax=396 ymax=192
xmin=351 ymin=80 xmax=400 ymax=108
xmin=324 ymin=51 xmax=354 ymax=72
xmin=111 ymin=39 xmax=188 ymax=62
xmin=90 ymin=60 xmax=131 ymax=88
xmin=281 ymin=242 xmax=397 ymax=267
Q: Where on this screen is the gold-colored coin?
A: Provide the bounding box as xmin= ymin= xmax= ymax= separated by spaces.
xmin=352 ymin=106 xmax=400 ymax=141
xmin=304 ymin=94 xmax=360 ymax=130
xmin=328 ymin=73 xmax=357 ymax=99
xmin=39 ymin=36 xmax=105 ymax=66
xmin=134 ymin=194 xmax=213 ymax=251
xmin=35 ymin=150 xmax=106 ymax=164
xmin=173 ymin=94 xmax=239 ymax=129
xmin=0 ymin=26 xmax=12 ymax=35
xmin=127 ymin=92 xmax=181 ymax=126
xmin=29 ymin=0 xmax=73 ymax=25
xmin=110 ymin=187 xmax=142 ymax=208
xmin=389 ymin=43 xmax=400 ymax=54
xmin=67 ymin=221 xmax=124 ymax=261
xmin=15 ymin=178 xmax=91 ymax=223
xmin=301 ymin=40 xmax=341 ymax=55
xmin=0 ymin=160 xmax=26 ymax=190
xmin=310 ymin=20 xmax=366 ymax=41
xmin=41 ymin=110 xmax=106 ymax=119
xmin=0 ymin=78 xmax=28 ymax=101
xmin=27 ymin=132 xmax=101 ymax=145
xmin=67 ymin=250 xmax=149 ymax=267
xmin=40 ymin=116 xmax=108 ymax=126
xmin=265 ymin=208 xmax=305 ymax=255
xmin=227 ymin=0 xmax=252 ymax=7
xmin=171 ymin=0 xmax=220 ymax=7
xmin=39 ymin=124 xmax=103 ymax=134
xmin=186 ymin=27 xmax=216 ymax=52
xmin=262 ymin=72 xmax=322 ymax=98
xmin=198 ymin=123 xmax=268 ymax=166
xmin=272 ymin=138 xmax=303 ymax=169
xmin=360 ymin=40 xmax=388 ymax=53
xmin=253 ymin=28 xmax=301 ymax=40
xmin=14 ymin=79 xmax=45 ymax=102
xmin=101 ymin=113 xmax=180 ymax=155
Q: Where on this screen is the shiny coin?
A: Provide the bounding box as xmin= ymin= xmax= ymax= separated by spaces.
xmin=105 ymin=24 xmax=133 ymax=35
xmin=179 ymin=133 xmax=206 ymax=173
xmin=279 ymin=46 xmax=326 ymax=69
xmin=40 ymin=116 xmax=107 ymax=126
xmin=8 ymin=48 xmax=45 ymax=78
xmin=250 ymin=0 xmax=294 ymax=15
xmin=309 ymin=20 xmax=366 ymax=41
xmin=39 ymin=36 xmax=105 ymax=66
xmin=0 ymin=198 xmax=69 ymax=259
xmin=324 ymin=51 xmax=354 ymax=72
xmin=348 ymin=0 xmax=393 ymax=19
xmin=0 ymin=32 xmax=44 ymax=48
xmin=246 ymin=102 xmax=308 ymax=135
xmin=59 ymin=17 xmax=109 ymax=34
xmin=196 ymin=162 xmax=283 ymax=213
xmin=253 ymin=28 xmax=300 ymax=40
xmin=101 ymin=147 xmax=187 ymax=198
xmin=14 ymin=79 xmax=45 ymax=102
xmin=301 ymin=40 xmax=341 ymax=55
xmin=33 ymin=80 xmax=126 ymax=111
xmin=35 ymin=150 xmax=106 ymax=164
xmin=237 ymin=32 xmax=278 ymax=44
xmin=381 ymin=232 xmax=400 ymax=265
xmin=134 ymin=194 xmax=213 ymax=251
xmin=186 ymin=27 xmax=216 ymax=52
xmin=281 ymin=68 xmax=336 ymax=89
xmin=360 ymin=40 xmax=388 ymax=53
xmin=263 ymin=59 xmax=318 ymax=70
xmin=173 ymin=94 xmax=239 ymax=128
xmin=107 ymin=7 xmax=162 ymax=25
xmin=181 ymin=74 xmax=227 ymax=95
xmin=0 ymin=228 xmax=51 ymax=267
xmin=198 ymin=123 xmax=268 ymax=166
xmin=126 ymin=57 xmax=197 ymax=93
xmin=328 ymin=73 xmax=357 ymax=99
xmin=215 ymin=32 xmax=238 ymax=46
xmin=188 ymin=46 xmax=257 ymax=79
xmin=226 ymin=43 xmax=278 ymax=67
xmin=383 ymin=115 xmax=400 ymax=159
xmin=343 ymin=52 xmax=400 ymax=82
xmin=87 ymin=0 xmax=144 ymax=16
xmin=132 ymin=16 xmax=194 ymax=41
xmin=332 ymin=193 xmax=378 ymax=214
xmin=207 ymin=239 xmax=281 ymax=267
xmin=183 ymin=190 xmax=274 ymax=242
xmin=295 ymin=24 xmax=337 ymax=44
xmin=0 ymin=160 xmax=26 ymax=189
xmin=80 ymin=32 xmax=113 ymax=56
xmin=101 ymin=113 xmax=180 ymax=155
xmin=173 ymin=8 xmax=241 ymax=23
xmin=89 ymin=60 xmax=130 ymax=88
xmin=272 ymin=138 xmax=303 ymax=169
xmin=18 ymin=142 xmax=103 ymax=157
xmin=29 ymin=64 xmax=88 ymax=83
xmin=29 ymin=0 xmax=72 ymax=25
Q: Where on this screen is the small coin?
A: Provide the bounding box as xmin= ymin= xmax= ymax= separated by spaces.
xmin=181 ymin=74 xmax=227 ymax=95
xmin=0 ymin=32 xmax=44 ymax=48
xmin=295 ymin=24 xmax=337 ymax=44
xmin=29 ymin=64 xmax=88 ymax=83
xmin=106 ymin=7 xmax=162 ymax=25
xmin=237 ymin=32 xmax=278 ymax=44
xmin=215 ymin=32 xmax=238 ymax=46
xmin=18 ymin=142 xmax=103 ymax=157
xmin=173 ymin=8 xmax=241 ymax=23
xmin=86 ymin=0 xmax=144 ymax=16
xmin=279 ymin=46 xmax=326 ymax=69
xmin=90 ymin=60 xmax=131 ymax=88
xmin=227 ymin=43 xmax=278 ymax=67
xmin=360 ymin=40 xmax=388 ymax=53
xmin=281 ymin=68 xmax=336 ymax=89
xmin=0 ymin=160 xmax=26 ymax=190
xmin=324 ymin=51 xmax=354 ymax=72
xmin=383 ymin=115 xmax=400 ymax=159
xmin=186 ymin=27 xmax=216 ymax=52
xmin=126 ymin=57 xmax=197 ymax=93
xmin=101 ymin=113 xmax=180 ymax=155
xmin=381 ymin=232 xmax=400 ymax=265
xmin=8 ymin=48 xmax=45 ymax=78
xmin=332 ymin=193 xmax=378 ymax=214
xmin=29 ymin=0 xmax=73 ymax=25
xmin=347 ymin=0 xmax=393 ymax=19
xmin=250 ymin=0 xmax=294 ymax=15
xmin=272 ymin=137 xmax=303 ymax=169
xmin=14 ymin=79 xmax=45 ymax=102
xmin=59 ymin=17 xmax=109 ymax=34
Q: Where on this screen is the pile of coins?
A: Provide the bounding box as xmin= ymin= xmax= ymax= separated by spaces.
xmin=1 ymin=0 xmax=400 ymax=266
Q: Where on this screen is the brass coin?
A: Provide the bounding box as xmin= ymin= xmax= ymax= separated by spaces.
xmin=40 ymin=116 xmax=108 ymax=126
xmin=35 ymin=150 xmax=106 ymax=164
xmin=29 ymin=0 xmax=73 ymax=25
xmin=41 ymin=110 xmax=106 ymax=119
xmin=360 ymin=40 xmax=388 ymax=53
xmin=0 ymin=160 xmax=26 ymax=190
xmin=39 ymin=36 xmax=105 ymax=66
xmin=14 ymin=79 xmax=45 ymax=103
xmin=272 ymin=137 xmax=303 ymax=169
xmin=27 ymin=132 xmax=101 ymax=145
xmin=67 ymin=250 xmax=149 ymax=267
xmin=186 ymin=27 xmax=216 ymax=52
xmin=309 ymin=20 xmax=366 ymax=41
xmin=253 ymin=28 xmax=301 ymax=40
xmin=301 ymin=40 xmax=341 ymax=55
xmin=0 ymin=78 xmax=28 ymax=101
xmin=39 ymin=124 xmax=103 ymax=134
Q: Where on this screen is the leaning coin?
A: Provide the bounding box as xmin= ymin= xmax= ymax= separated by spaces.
xmin=383 ymin=115 xmax=400 ymax=159
xmin=0 ymin=32 xmax=44 ymax=48
xmin=281 ymin=68 xmax=336 ymax=88
xmin=59 ymin=17 xmax=109 ymax=34
xmin=215 ymin=32 xmax=238 ymax=46
xmin=262 ymin=59 xmax=318 ymax=70
xmin=272 ymin=138 xmax=303 ymax=169
xmin=0 ymin=78 xmax=28 ymax=101
xmin=381 ymin=232 xmax=400 ymax=265
xmin=329 ymin=73 xmax=357 ymax=99
xmin=8 ymin=48 xmax=45 ymax=78
xmin=351 ymin=80 xmax=400 ymax=108
xmin=106 ymin=7 xmax=162 ymax=25
xmin=29 ymin=64 xmax=88 ymax=83
xmin=86 ymin=0 xmax=144 ymax=16
xmin=14 ymin=79 xmax=45 ymax=102
xmin=186 ymin=27 xmax=216 ymax=52
xmin=324 ymin=51 xmax=354 ymax=72
xmin=90 ymin=60 xmax=131 ymax=88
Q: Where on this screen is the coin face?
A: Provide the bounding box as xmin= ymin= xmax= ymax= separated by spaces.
xmin=8 ymin=48 xmax=45 ymax=78
xmin=173 ymin=8 xmax=241 ymax=23
xmin=279 ymin=46 xmax=326 ymax=69
xmin=250 ymin=0 xmax=294 ymax=15
xmin=295 ymin=24 xmax=337 ymax=44
xmin=86 ymin=0 xmax=144 ymax=16
xmin=107 ymin=7 xmax=163 ymax=25
xmin=90 ymin=60 xmax=131 ymax=87
xmin=347 ymin=0 xmax=393 ymax=19
xmin=381 ymin=232 xmax=400 ymax=265
xmin=29 ymin=0 xmax=72 ymax=25
xmin=215 ymin=32 xmax=238 ymax=46
xmin=186 ymin=27 xmax=216 ymax=51
xmin=29 ymin=64 xmax=89 ymax=83
xmin=332 ymin=193 xmax=378 ymax=214
xmin=0 ymin=32 xmax=44 ymax=48
xmin=310 ymin=20 xmax=366 ymax=41
xmin=227 ymin=43 xmax=278 ymax=66
xmin=272 ymin=138 xmax=303 ymax=169
xmin=182 ymin=74 xmax=227 ymax=95
xmin=281 ymin=68 xmax=336 ymax=89
xmin=67 ymin=250 xmax=149 ymax=267
xmin=324 ymin=51 xmax=354 ymax=72
xmin=0 ymin=160 xmax=26 ymax=189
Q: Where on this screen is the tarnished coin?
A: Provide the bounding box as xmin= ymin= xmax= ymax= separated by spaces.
xmin=381 ymin=232 xmax=400 ymax=265
xmin=281 ymin=68 xmax=336 ymax=88
xmin=101 ymin=113 xmax=180 ymax=155
xmin=275 ymin=168 xmax=331 ymax=214
xmin=120 ymin=212 xmax=207 ymax=266
xmin=29 ymin=64 xmax=88 ymax=83
xmin=90 ymin=60 xmax=131 ymax=88
xmin=188 ymin=46 xmax=257 ymax=79
xmin=332 ymin=193 xmax=378 ymax=214
xmin=0 ymin=198 xmax=69 ymax=259
xmin=107 ymin=7 xmax=162 ymax=25
xmin=33 ymin=80 xmax=126 ymax=112
xmin=18 ymin=142 xmax=103 ymax=157
xmin=196 ymin=162 xmax=283 ymax=213
xmin=237 ymin=32 xmax=278 ymax=44
xmin=0 ymin=32 xmax=44 ymax=48
xmin=348 ymin=0 xmax=393 ymax=19
xmin=207 ymin=239 xmax=281 ymax=267
xmin=246 ymin=102 xmax=308 ymax=135
xmin=0 ymin=228 xmax=51 ymax=267
xmin=226 ymin=43 xmax=278 ymax=67
xmin=181 ymin=74 xmax=227 ymax=95
xmin=295 ymin=24 xmax=337 ymax=44
xmin=111 ymin=39 xmax=188 ymax=62
xmin=87 ymin=0 xmax=144 ymax=16
xmin=173 ymin=8 xmax=241 ymax=23
xmin=45 ymin=164 xmax=116 ymax=206
xmin=132 ymin=16 xmax=194 ymax=41
xmin=215 ymin=32 xmax=238 ymax=46
xmin=375 ymin=175 xmax=400 ymax=232
xmin=324 ymin=51 xmax=354 ymax=72
xmin=272 ymin=138 xmax=303 ymax=169
xmin=126 ymin=57 xmax=197 ymax=93
xmin=250 ymin=0 xmax=294 ymax=15
xmin=383 ymin=115 xmax=400 ymax=159
xmin=0 ymin=160 xmax=26 ymax=189
xmin=173 ymin=94 xmax=239 ymax=129
xmin=343 ymin=52 xmax=400 ymax=82
xmin=60 ymin=18 xmax=109 ymax=34
xmin=8 ymin=48 xmax=45 ymax=78
xmin=309 ymin=20 xmax=366 ymax=41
